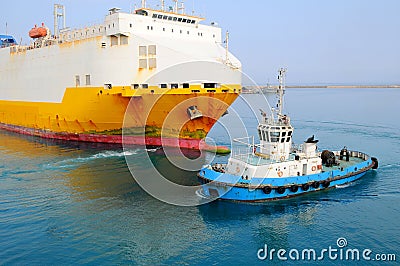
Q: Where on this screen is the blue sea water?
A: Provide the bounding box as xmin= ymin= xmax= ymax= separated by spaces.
xmin=0 ymin=89 xmax=399 ymax=265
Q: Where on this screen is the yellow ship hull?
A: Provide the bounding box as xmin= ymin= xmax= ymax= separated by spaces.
xmin=0 ymin=85 xmax=240 ymax=151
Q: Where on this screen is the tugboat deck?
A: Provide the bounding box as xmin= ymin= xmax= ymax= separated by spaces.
xmin=322 ymin=156 xmax=365 ymax=172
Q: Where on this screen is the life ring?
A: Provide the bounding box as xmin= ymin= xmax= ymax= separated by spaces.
xmin=302 ymin=183 xmax=310 ymax=191
xmin=290 ymin=185 xmax=299 ymax=193
xmin=280 ymin=156 xmax=285 ymax=162
xmin=236 ymin=166 xmax=240 ymax=174
xmin=276 ymin=187 xmax=286 ymax=194
xmin=312 ymin=166 xmax=316 ymax=171
xmin=262 ymin=186 xmax=272 ymax=194
xmin=277 ymin=171 xmax=283 ymax=177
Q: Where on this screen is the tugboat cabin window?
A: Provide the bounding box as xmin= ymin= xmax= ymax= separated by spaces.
xmin=271 ymin=132 xmax=280 ymax=142
xmin=258 ymin=130 xmax=263 ymax=141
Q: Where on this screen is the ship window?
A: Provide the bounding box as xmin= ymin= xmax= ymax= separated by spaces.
xmin=160 ymin=84 xmax=167 ymax=88
xmin=187 ymin=19 xmax=192 ymax=23
xmin=182 ymin=19 xmax=187 ymax=23
xmin=258 ymin=130 xmax=263 ymax=141
xmin=262 ymin=131 xmax=267 ymax=142
xmin=180 ymin=30 xmax=182 ymax=34
xmin=139 ymin=46 xmax=147 ymax=56
xmin=163 ymin=28 xmax=165 ymax=31
xmin=204 ymin=83 xmax=217 ymax=89
xmin=288 ymin=131 xmax=293 ymax=136
xmin=141 ymin=84 xmax=149 ymax=89
xmin=213 ymin=34 xmax=215 ymax=38
xmin=187 ymin=31 xmax=190 ymax=34
xmin=168 ymin=16 xmax=173 ymax=20
xmin=75 ymin=75 xmax=80 ymax=87
xmin=271 ymin=132 xmax=280 ymax=137
xmin=113 ymin=23 xmax=115 ymax=28
xmin=120 ymin=35 xmax=128 ymax=45
xmin=173 ymin=17 xmax=178 ymax=21
xmin=191 ymin=20 xmax=196 ymax=24
xmin=158 ymin=15 xmax=162 ymax=19
xmin=171 ymin=83 xmax=179 ymax=89
xmin=148 ymin=45 xmax=156 ymax=56
xmin=152 ymin=14 xmax=157 ymax=18
xmin=183 ymin=83 xmax=190 ymax=88
xmin=178 ymin=18 xmax=182 ymax=22
xmin=111 ymin=36 xmax=118 ymax=46
xmin=282 ymin=132 xmax=286 ymax=137
xmin=281 ymin=138 xmax=285 ymax=143
xmin=163 ymin=15 xmax=168 ymax=20
xmin=271 ymin=132 xmax=279 ymax=142
xmin=147 ymin=26 xmax=150 ymax=30
xmin=130 ymin=23 xmax=133 ymax=28
xmin=139 ymin=59 xmax=147 ymax=69
xmin=151 ymin=26 xmax=153 ymax=30
xmin=172 ymin=29 xmax=174 ymax=33
xmin=287 ymin=137 xmax=291 ymax=142
xmin=85 ymin=75 xmax=91 ymax=86
xmin=149 ymin=58 xmax=157 ymax=69
xmin=133 ymin=84 xmax=139 ymax=89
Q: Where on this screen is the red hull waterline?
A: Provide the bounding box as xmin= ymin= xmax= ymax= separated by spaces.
xmin=0 ymin=123 xmax=230 ymax=154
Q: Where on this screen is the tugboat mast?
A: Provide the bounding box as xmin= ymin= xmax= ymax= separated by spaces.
xmin=275 ymin=68 xmax=287 ymax=120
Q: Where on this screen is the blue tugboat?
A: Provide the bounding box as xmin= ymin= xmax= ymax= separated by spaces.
xmin=198 ymin=69 xmax=378 ymax=202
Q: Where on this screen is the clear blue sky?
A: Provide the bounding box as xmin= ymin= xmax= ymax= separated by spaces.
xmin=1 ymin=0 xmax=399 ymax=84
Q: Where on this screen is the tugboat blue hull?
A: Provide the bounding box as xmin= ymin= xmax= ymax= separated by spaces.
xmin=198 ymin=155 xmax=377 ymax=202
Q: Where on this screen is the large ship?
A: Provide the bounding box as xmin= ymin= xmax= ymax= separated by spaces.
xmin=0 ymin=2 xmax=242 ymax=151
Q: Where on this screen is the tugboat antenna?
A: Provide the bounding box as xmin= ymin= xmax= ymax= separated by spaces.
xmin=277 ymin=68 xmax=287 ymax=117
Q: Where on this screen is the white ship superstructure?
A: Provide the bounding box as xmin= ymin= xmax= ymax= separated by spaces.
xmin=0 ymin=2 xmax=242 ymax=148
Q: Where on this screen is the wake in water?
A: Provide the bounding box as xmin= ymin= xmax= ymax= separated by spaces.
xmin=379 ymin=163 xmax=400 ymax=169
xmin=44 ymin=150 xmax=140 ymax=170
